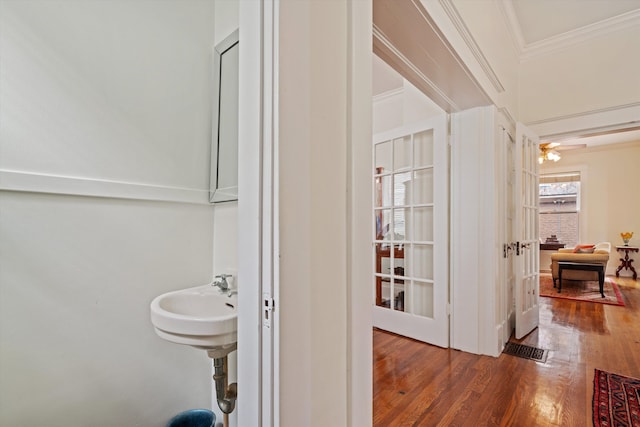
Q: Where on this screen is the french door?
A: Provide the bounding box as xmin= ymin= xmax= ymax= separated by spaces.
xmin=514 ymin=123 xmax=540 ymax=339
xmin=372 ymin=116 xmax=448 ymax=348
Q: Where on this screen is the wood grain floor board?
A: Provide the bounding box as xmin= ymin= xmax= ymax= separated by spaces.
xmin=373 ymin=276 xmax=640 ymax=426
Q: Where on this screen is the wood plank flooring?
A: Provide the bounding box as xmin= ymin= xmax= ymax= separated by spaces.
xmin=373 ymin=276 xmax=640 ymax=426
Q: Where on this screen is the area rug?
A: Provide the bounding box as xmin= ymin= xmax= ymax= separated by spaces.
xmin=593 ymin=368 xmax=640 ymax=427
xmin=539 ymin=274 xmax=625 ymax=306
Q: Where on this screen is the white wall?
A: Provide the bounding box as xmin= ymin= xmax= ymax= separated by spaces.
xmin=519 ymin=25 xmax=640 ymax=125
xmin=278 ymin=1 xmax=350 ymax=424
xmin=373 ymin=80 xmax=444 ymax=134
xmin=0 ymin=193 xmax=215 ymax=426
xmin=0 ymin=1 xmax=215 ymax=188
xmin=0 ymin=2 xmax=219 ymax=425
xmin=540 ymin=141 xmax=640 ymax=276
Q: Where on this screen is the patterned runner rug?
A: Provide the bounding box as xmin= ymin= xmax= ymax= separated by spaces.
xmin=593 ymin=369 xmax=640 ymax=427
xmin=539 ymin=274 xmax=625 ymax=306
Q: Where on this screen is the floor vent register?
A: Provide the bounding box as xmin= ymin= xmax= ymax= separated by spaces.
xmin=502 ymin=342 xmax=549 ymax=363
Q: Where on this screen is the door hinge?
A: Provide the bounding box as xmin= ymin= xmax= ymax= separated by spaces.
xmin=263 ymin=294 xmax=275 ymax=328
xmin=446 ymin=302 xmax=451 ymax=316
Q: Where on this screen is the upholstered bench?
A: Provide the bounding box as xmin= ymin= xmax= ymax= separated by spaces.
xmin=556 ymin=261 xmax=605 ymax=298
xmin=550 ymin=241 xmax=610 ymax=286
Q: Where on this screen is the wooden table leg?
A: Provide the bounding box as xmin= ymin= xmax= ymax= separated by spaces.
xmin=558 ymin=266 xmax=563 ymax=293
xmin=598 ymin=268 xmax=604 ymax=298
xmin=616 ymin=247 xmax=639 ymax=280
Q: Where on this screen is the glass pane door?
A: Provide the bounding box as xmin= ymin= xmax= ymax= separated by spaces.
xmin=372 ymin=116 xmax=448 ymax=347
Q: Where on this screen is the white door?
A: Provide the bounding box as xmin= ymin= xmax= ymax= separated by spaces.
xmin=514 ymin=123 xmax=540 ymax=339
xmin=372 ymin=116 xmax=448 ymax=348
xmin=498 ymin=126 xmax=516 ymax=345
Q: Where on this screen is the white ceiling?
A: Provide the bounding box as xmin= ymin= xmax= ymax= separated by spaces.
xmin=373 ymin=0 xmax=640 ymax=148
xmin=508 ymin=0 xmax=640 ymax=45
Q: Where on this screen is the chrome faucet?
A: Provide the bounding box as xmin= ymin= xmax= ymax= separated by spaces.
xmin=213 ymin=274 xmax=231 ymax=292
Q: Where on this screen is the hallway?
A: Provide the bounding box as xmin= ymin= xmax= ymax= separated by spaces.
xmin=373 ymin=276 xmax=640 ymax=426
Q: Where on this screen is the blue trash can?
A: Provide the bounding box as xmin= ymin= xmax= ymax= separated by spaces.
xmin=166 ymin=409 xmax=215 ymax=427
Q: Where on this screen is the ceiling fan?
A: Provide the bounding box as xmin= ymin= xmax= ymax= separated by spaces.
xmin=538 ymin=142 xmax=586 ymax=164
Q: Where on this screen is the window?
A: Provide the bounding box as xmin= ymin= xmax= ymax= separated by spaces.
xmin=539 ymin=172 xmax=580 ymax=247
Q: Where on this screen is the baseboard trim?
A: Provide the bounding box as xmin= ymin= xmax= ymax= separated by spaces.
xmin=0 ymin=170 xmax=210 ymax=205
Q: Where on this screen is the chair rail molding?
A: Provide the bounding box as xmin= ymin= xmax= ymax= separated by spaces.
xmin=0 ymin=169 xmax=210 ymax=204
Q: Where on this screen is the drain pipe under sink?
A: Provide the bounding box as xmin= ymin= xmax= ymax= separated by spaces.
xmin=213 ymin=356 xmax=237 ymax=412
xmin=207 ymin=344 xmax=237 ymax=426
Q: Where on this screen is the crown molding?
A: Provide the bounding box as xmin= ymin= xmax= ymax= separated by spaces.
xmin=373 ymin=86 xmax=404 ymax=104
xmin=438 ymin=0 xmax=505 ymax=93
xmin=498 ymin=1 xmax=640 ymax=61
xmin=521 ymin=9 xmax=640 ymax=61
xmin=526 ymin=102 xmax=640 ymax=140
xmin=498 ymin=0 xmax=526 ymax=55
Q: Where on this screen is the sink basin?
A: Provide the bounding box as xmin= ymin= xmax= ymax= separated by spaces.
xmin=150 ymin=284 xmax=237 ymax=353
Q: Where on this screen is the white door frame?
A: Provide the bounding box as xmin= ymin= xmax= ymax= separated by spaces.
xmin=348 ymin=1 xmax=375 ymax=425
xmin=237 ymin=1 xmax=277 ymax=427
xmin=237 ymin=1 xmax=373 ymax=426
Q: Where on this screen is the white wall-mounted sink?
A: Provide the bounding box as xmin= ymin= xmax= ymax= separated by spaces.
xmin=150 ymin=284 xmax=237 ymax=354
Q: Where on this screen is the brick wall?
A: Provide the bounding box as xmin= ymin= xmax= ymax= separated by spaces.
xmin=540 ymin=211 xmax=579 ymax=247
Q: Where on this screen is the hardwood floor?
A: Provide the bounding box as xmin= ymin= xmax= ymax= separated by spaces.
xmin=373 ymin=276 xmax=640 ymax=426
